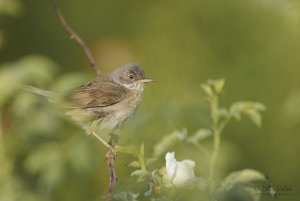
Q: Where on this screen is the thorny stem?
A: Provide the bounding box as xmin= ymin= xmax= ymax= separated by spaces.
xmin=105 ymin=139 xmax=118 ymax=201
xmin=50 ymin=0 xmax=101 ymax=75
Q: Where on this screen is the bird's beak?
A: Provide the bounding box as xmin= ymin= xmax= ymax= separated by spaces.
xmin=139 ymin=78 xmax=154 ymax=83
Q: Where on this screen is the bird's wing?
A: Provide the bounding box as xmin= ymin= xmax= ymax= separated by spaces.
xmin=70 ymin=78 xmax=127 ymax=108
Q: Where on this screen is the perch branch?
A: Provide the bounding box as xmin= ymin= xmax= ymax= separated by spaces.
xmin=50 ymin=1 xmax=118 ymax=199
xmin=90 ymin=131 xmax=118 ymax=200
xmin=50 ymin=0 xmax=101 ymax=75
xmin=105 ymin=149 xmax=117 ymax=201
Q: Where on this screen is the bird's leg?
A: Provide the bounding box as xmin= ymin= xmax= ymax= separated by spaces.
xmin=91 ymin=131 xmax=113 ymax=150
xmin=108 ymin=133 xmax=119 ymax=147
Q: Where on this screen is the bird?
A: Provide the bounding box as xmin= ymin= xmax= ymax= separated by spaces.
xmin=23 ymin=63 xmax=153 ymax=149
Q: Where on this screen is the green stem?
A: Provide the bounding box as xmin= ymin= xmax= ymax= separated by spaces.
xmin=139 ymin=153 xmax=146 ymax=171
xmin=208 ymin=94 xmax=220 ymax=192
xmin=208 ymin=94 xmax=232 ymax=194
xmin=209 ymin=128 xmax=220 ymax=182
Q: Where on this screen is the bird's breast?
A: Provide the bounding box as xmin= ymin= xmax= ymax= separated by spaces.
xmin=103 ymin=90 xmax=142 ymax=129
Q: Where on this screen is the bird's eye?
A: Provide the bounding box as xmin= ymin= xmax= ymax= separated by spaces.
xmin=128 ymin=74 xmax=134 ymax=80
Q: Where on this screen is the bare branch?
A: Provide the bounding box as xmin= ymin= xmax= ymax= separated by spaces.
xmin=50 ymin=0 xmax=101 ymax=75
xmin=105 ymin=150 xmax=117 ymax=201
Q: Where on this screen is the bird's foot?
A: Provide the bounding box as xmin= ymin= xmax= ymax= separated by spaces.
xmin=105 ymin=149 xmax=117 ymax=162
xmin=105 ymin=148 xmax=117 ymax=196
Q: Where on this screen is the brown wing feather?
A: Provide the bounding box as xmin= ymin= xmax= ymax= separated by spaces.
xmin=70 ymin=77 xmax=127 ymax=108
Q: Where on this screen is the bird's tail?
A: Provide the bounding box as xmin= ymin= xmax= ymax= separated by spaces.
xmin=21 ymin=85 xmax=58 ymax=102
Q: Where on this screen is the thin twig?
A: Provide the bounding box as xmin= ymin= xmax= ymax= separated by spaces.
xmin=105 ymin=149 xmax=117 ymax=201
xmin=90 ymin=132 xmax=117 ymax=200
xmin=91 ymin=131 xmax=118 ymax=200
xmin=50 ymin=0 xmax=101 ymax=75
xmin=50 ymin=1 xmax=117 ymax=199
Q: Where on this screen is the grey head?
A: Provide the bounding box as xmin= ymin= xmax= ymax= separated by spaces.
xmin=110 ymin=63 xmax=153 ymax=91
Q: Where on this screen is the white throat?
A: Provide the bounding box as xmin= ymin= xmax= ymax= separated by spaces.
xmin=122 ymin=82 xmax=144 ymax=93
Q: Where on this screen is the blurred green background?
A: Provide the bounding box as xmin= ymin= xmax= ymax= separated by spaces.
xmin=1 ymin=0 xmax=300 ymax=200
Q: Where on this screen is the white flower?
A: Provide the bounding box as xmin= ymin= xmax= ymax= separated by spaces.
xmin=165 ymin=152 xmax=196 ymax=187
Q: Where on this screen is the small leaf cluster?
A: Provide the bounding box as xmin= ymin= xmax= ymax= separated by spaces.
xmin=201 ymin=79 xmax=266 ymax=128
xmin=117 ymin=143 xmax=157 ymax=183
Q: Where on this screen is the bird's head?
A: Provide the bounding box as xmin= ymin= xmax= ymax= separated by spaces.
xmin=111 ymin=63 xmax=154 ymax=91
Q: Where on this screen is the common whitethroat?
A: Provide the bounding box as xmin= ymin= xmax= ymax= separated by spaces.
xmin=24 ymin=63 xmax=153 ymax=149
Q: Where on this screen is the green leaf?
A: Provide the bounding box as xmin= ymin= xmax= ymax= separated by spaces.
xmin=0 ymin=0 xmax=23 ymax=17
xmin=187 ymin=129 xmax=212 ymax=144
xmin=246 ymin=110 xmax=262 ymax=127
xmin=146 ymin=157 xmax=158 ymax=166
xmin=213 ymin=79 xmax=225 ymax=94
xmin=127 ymin=161 xmax=140 ymax=168
xmin=220 ymin=169 xmax=265 ymax=192
xmin=140 ymin=143 xmax=145 ymax=158
xmin=218 ymin=107 xmax=229 ymax=119
xmin=230 ymin=102 xmax=266 ymax=127
xmin=0 ymin=55 xmax=57 ymax=107
xmin=201 ymin=83 xmax=213 ymax=96
xmin=153 ymin=129 xmax=187 ymax=157
xmin=131 ymin=169 xmax=150 ymax=182
xmin=17 ymin=55 xmax=58 ymax=85
xmin=116 ymin=146 xmax=136 ymax=154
